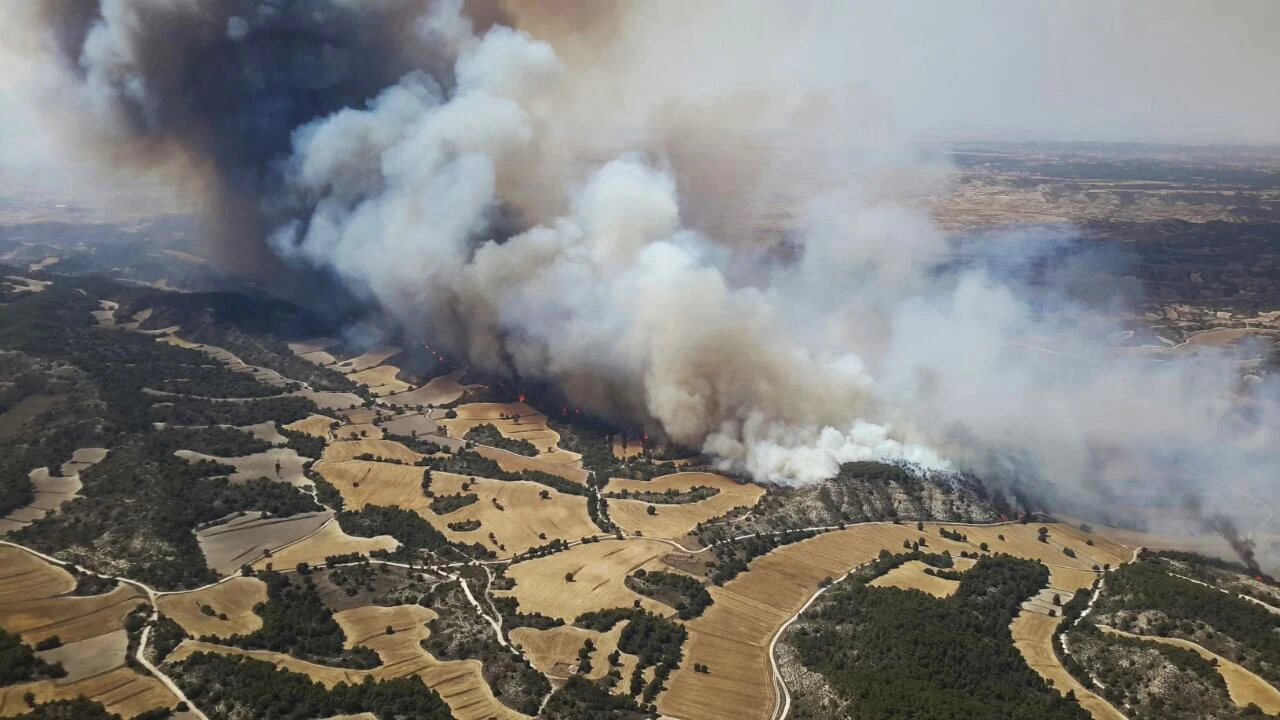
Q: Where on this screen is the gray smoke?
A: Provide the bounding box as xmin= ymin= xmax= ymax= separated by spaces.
xmin=3 ymin=1 xmax=1278 ymax=560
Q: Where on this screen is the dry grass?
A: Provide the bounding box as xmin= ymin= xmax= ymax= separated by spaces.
xmin=0 ymin=666 xmax=179 ymax=718
xmin=603 ymin=472 xmax=766 ymax=539
xmin=157 ymin=577 xmax=269 ymax=638
xmin=322 ymin=439 xmax=423 ymax=464
xmin=252 ymin=518 xmax=399 ymax=571
xmin=472 ymin=445 xmax=590 ymax=485
xmin=869 ymin=558 xmax=974 ymax=597
xmin=349 ymin=365 xmax=411 ymax=396
xmin=510 ymin=620 xmax=637 ymax=685
xmin=611 ymin=435 xmax=645 ymax=460
xmin=660 ymin=521 xmax=1128 ymax=720
xmin=285 ymin=413 xmax=340 ymax=439
xmin=440 ymin=403 xmax=581 ymax=467
xmin=197 ymin=511 xmax=332 ymax=575
xmin=380 ymin=370 xmax=468 ymax=407
xmin=169 ymin=602 xmax=527 ymax=720
xmin=4 ymin=276 xmax=51 ymax=293
xmin=496 ymin=540 xmax=676 ymax=620
xmin=1100 ymin=626 xmax=1280 ymax=714
xmin=1011 ymin=612 xmax=1123 ymax=720
xmin=377 ymin=412 xmax=443 ymax=438
xmin=0 ymin=584 xmax=146 ymax=645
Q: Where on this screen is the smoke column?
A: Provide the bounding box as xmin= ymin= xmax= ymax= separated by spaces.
xmin=3 ymin=1 xmax=1278 ymax=562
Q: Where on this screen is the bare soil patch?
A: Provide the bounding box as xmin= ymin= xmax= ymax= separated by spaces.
xmin=197 ymin=510 xmax=332 ymax=575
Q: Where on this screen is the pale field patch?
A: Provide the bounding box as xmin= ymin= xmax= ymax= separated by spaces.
xmin=36 ymin=628 xmax=128 ymax=683
xmin=291 ymin=388 xmax=365 ymax=411
xmin=1100 ymin=626 xmax=1280 ymax=714
xmin=335 ymin=346 xmax=402 ymax=373
xmin=4 ymin=275 xmax=51 ymax=293
xmin=472 ymin=445 xmax=589 ymax=485
xmin=603 ymin=472 xmax=766 ymax=539
xmin=659 ymin=521 xmax=1128 ymax=720
xmin=611 ymin=435 xmax=645 ymax=460
xmin=252 ymin=517 xmax=398 ymax=571
xmin=0 ymin=448 xmax=107 ymax=534
xmin=170 ymin=601 xmax=527 ymax=720
xmin=176 ymin=447 xmax=312 ymax=488
xmin=157 ymin=576 xmax=269 ymax=639
xmin=288 ymin=337 xmax=341 ymax=356
xmin=379 ymin=370 xmax=467 ymax=407
xmin=496 ymin=540 xmax=676 ymax=620
xmin=377 ymin=411 xmax=443 ymax=438
xmin=285 ymin=413 xmax=340 ymax=438
xmin=236 ymin=421 xmax=287 ymax=445
xmin=197 ymin=510 xmax=332 ymax=575
xmin=348 ymin=364 xmax=411 ymax=396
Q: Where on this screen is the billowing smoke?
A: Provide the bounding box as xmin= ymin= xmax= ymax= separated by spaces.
xmin=4 ymin=1 xmax=1278 ymax=562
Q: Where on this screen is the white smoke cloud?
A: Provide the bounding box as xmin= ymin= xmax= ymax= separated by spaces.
xmin=1 ymin=1 xmax=1277 ymax=557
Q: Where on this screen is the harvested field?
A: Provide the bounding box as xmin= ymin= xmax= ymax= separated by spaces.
xmin=176 ymin=447 xmax=312 ymax=488
xmin=1100 ymin=626 xmax=1280 ymax=714
xmin=288 ymin=337 xmax=341 ymax=356
xmin=322 ymin=438 xmax=423 ymax=464
xmin=169 ymin=602 xmax=527 ymax=720
xmin=378 ymin=411 xmax=443 ymax=438
xmin=4 ymin=275 xmax=51 ymax=293
xmin=0 ymin=547 xmax=77 ymax=603
xmin=37 ymin=628 xmax=128 ymax=683
xmin=1012 ymin=612 xmax=1122 ymax=720
xmin=285 ymin=413 xmax=339 ymax=439
xmin=251 ymin=517 xmax=398 ymax=571
xmin=0 ymin=666 xmax=179 ymax=718
xmin=92 ymin=299 xmax=118 ymax=326
xmin=291 ymin=388 xmax=364 ymax=411
xmin=440 ymin=403 xmax=580 ymax=466
xmin=497 ymin=540 xmax=676 ymax=620
xmin=868 ymin=558 xmax=975 ymax=597
xmin=659 ymin=521 xmax=1128 ymax=720
xmin=510 ymin=620 xmax=638 ymax=684
xmin=335 ymin=346 xmax=402 ymax=373
xmin=604 ymin=472 xmax=766 ymax=539
xmin=314 ymin=461 xmax=597 ymax=558
xmin=237 ymin=421 xmax=287 ymax=445
xmin=424 ymin=473 xmax=599 ymax=557
xmin=348 ymin=364 xmax=411 ymax=396
xmin=380 ymin=370 xmax=468 ymax=407
xmin=197 ymin=510 xmax=332 ymax=575
xmin=157 ymin=577 xmax=269 ymax=638
xmin=0 ymin=448 xmax=107 ymax=534
xmin=0 ymin=584 xmax=145 ymax=645
xmin=472 ymin=445 xmax=589 ymax=485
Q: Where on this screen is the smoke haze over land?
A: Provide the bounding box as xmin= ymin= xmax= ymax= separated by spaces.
xmin=2 ymin=0 xmax=1278 ymax=557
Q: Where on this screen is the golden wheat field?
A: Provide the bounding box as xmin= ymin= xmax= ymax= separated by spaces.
xmin=252 ymin=518 xmax=399 ymax=571
xmin=603 ymin=472 xmax=766 ymax=539
xmin=659 ymin=521 xmax=1128 ymax=720
xmin=496 ymin=539 xmax=677 ymax=620
xmin=322 ymin=438 xmax=424 ymax=464
xmin=510 ymin=619 xmax=639 ymax=686
xmin=1011 ymin=611 xmax=1124 ymax=720
xmin=379 ymin=370 xmax=468 ymax=407
xmin=156 ymin=576 xmax=269 ymax=638
xmin=439 ymin=402 xmax=581 ymax=466
xmin=169 ymin=601 xmax=527 ymax=720
xmin=868 ymin=558 xmax=975 ymax=597
xmin=284 ymin=413 xmax=340 ymax=438
xmin=0 ymin=667 xmax=179 ymax=718
xmin=348 ymin=364 xmax=411 ymax=396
